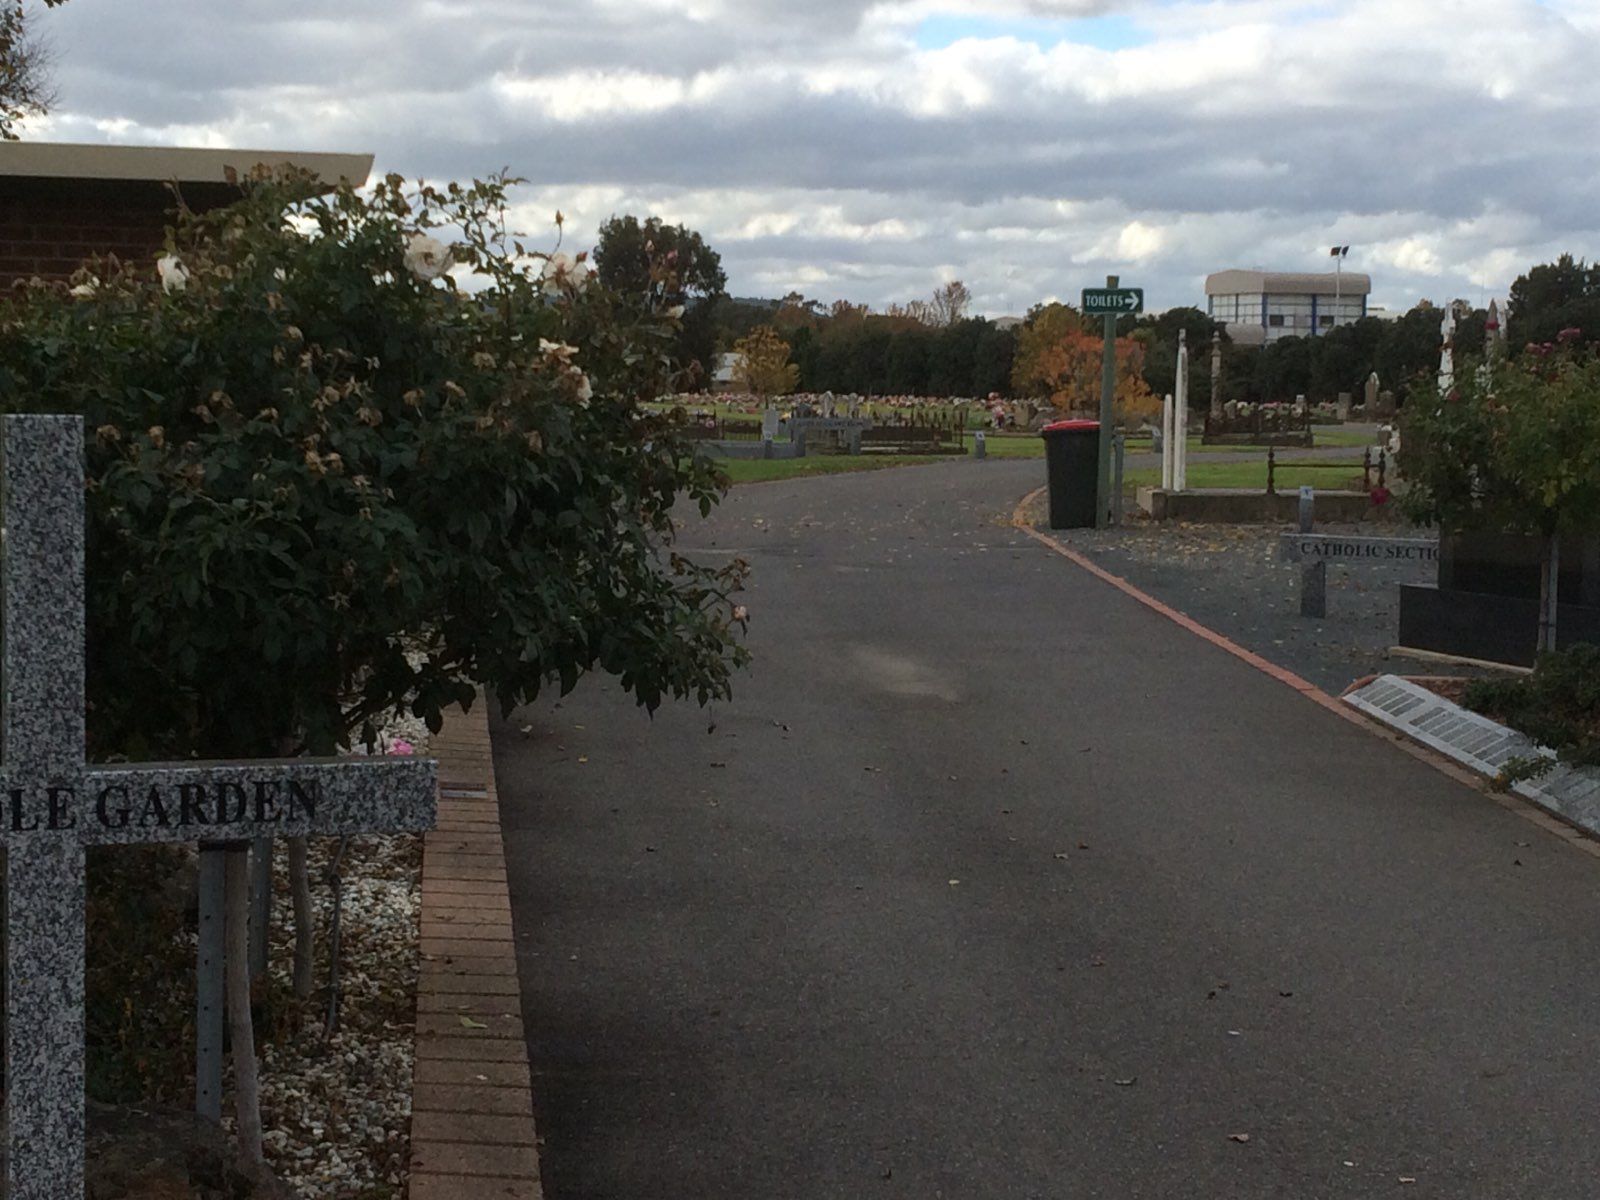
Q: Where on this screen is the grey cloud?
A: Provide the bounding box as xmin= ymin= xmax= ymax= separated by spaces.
xmin=24 ymin=0 xmax=1600 ymax=312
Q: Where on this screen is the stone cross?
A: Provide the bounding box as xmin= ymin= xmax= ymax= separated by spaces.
xmin=0 ymin=415 xmax=437 ymax=1200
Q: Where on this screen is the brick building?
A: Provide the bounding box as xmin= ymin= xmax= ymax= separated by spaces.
xmin=0 ymin=142 xmax=373 ymax=291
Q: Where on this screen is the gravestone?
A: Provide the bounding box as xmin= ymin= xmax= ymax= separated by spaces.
xmin=1337 ymin=393 xmax=1352 ymax=422
xmin=1376 ymin=390 xmax=1397 ymax=418
xmin=760 ymin=406 xmax=779 ymax=440
xmin=1364 ymin=372 xmax=1379 ymax=411
xmin=0 ymin=415 xmax=437 ymax=1199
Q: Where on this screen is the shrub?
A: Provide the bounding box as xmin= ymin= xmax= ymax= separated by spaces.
xmin=0 ymin=169 xmax=749 ymax=760
xmin=1464 ymin=644 xmax=1600 ymax=781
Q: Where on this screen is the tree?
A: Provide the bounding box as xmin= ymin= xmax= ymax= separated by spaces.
xmin=1252 ymin=334 xmax=1315 ymax=401
xmin=1375 ymin=304 xmax=1446 ymax=398
xmin=1012 ymin=303 xmax=1157 ymax=423
xmin=594 ymin=214 xmax=728 ymax=386
xmin=732 ymin=324 xmax=798 ymax=396
xmin=1507 ymin=255 xmax=1600 ymax=349
xmin=1309 ymin=317 xmax=1387 ymax=400
xmin=1 ymin=0 xmax=66 ymax=139
xmin=1126 ymin=307 xmax=1228 ymax=411
xmin=929 ymin=280 xmax=972 ymax=327
xmin=1401 ymin=341 xmax=1600 ymax=652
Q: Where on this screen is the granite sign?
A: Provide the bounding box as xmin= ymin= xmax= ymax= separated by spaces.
xmin=0 ymin=415 xmax=437 ymax=1200
xmin=1280 ymin=534 xmax=1439 ymax=564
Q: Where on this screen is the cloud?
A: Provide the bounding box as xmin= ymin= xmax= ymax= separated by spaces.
xmin=20 ymin=0 xmax=1600 ymax=316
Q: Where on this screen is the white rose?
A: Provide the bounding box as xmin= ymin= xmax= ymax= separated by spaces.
xmin=665 ymin=305 xmax=685 ymax=319
xmin=68 ymin=282 xmax=97 ymax=299
xmin=403 ymin=233 xmax=451 ymax=281
xmin=156 ymin=254 xmax=189 ymax=293
xmin=569 ymin=368 xmax=593 ymax=405
xmin=539 ymin=338 xmax=579 ymax=364
xmin=540 ymin=252 xmax=590 ymax=296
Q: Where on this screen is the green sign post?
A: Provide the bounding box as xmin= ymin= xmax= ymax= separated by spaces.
xmin=1083 ymin=280 xmax=1142 ymax=526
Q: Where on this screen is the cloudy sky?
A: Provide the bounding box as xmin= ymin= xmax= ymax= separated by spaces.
xmin=21 ymin=0 xmax=1600 ymax=317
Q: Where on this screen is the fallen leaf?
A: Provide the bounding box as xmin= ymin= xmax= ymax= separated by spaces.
xmin=948 ymin=879 xmax=961 ymax=886
xmin=459 ymin=1016 xmax=488 ymax=1030
xmin=519 ymin=724 xmax=534 ymax=738
xmin=578 ymin=756 xmax=589 ymax=764
xmin=1399 ymin=1177 xmax=1416 ymax=1185
xmin=1078 ymin=842 xmax=1089 ymax=850
xmin=1229 ymin=1133 xmax=1250 ymax=1144
xmin=1279 ymin=991 xmax=1294 ymax=998
xmin=710 ymin=761 xmax=727 ymax=768
xmin=1112 ymin=1077 xmax=1136 ymax=1087
xmin=1054 ymin=852 xmax=1070 ymax=861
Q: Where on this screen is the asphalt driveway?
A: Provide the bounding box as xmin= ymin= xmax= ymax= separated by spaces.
xmin=494 ymin=457 xmax=1600 ymax=1199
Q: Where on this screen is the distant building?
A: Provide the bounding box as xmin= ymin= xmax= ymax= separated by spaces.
xmin=712 ymin=351 xmax=744 ymax=393
xmin=0 ymin=142 xmax=373 ymax=292
xmin=1204 ymin=269 xmax=1372 ymax=346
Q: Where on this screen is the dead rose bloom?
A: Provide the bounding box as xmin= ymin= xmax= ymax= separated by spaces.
xmin=538 ymin=338 xmax=579 ymax=365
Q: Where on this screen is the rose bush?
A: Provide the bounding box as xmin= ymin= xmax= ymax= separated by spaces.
xmin=0 ymin=168 xmax=749 ymax=761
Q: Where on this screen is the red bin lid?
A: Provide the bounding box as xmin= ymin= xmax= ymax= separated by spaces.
xmin=1041 ymin=419 xmax=1100 ymax=432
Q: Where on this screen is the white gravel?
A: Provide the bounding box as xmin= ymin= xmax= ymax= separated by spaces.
xmin=252 ymin=720 xmax=434 ymax=1198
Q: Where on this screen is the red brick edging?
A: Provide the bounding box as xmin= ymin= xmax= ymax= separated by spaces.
xmin=408 ymin=701 xmax=543 ymax=1199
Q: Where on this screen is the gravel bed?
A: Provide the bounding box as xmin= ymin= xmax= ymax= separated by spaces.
xmin=248 ymin=715 xmax=434 ymax=1199
xmin=1033 ymin=511 xmax=1477 ymax=694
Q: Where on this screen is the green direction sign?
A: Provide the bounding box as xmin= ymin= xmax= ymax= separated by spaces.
xmin=1082 ymin=287 xmax=1143 ymax=317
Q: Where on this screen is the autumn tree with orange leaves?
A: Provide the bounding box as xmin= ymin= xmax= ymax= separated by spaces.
xmin=1011 ymin=303 xmax=1159 ymax=423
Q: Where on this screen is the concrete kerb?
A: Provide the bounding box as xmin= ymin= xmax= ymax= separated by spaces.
xmin=1010 ymin=486 xmax=1600 ymax=858
xmin=409 ymin=696 xmax=543 ymax=1199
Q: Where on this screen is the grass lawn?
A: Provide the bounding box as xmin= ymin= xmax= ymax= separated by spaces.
xmin=1124 ymin=460 xmax=1366 ymax=491
xmin=977 ymin=425 xmax=1378 ymax=461
xmin=719 ymin=454 xmax=958 ymax=484
xmin=974 ymin=434 xmax=1046 ymax=458
xmin=1189 ymin=426 xmax=1381 ymax=453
